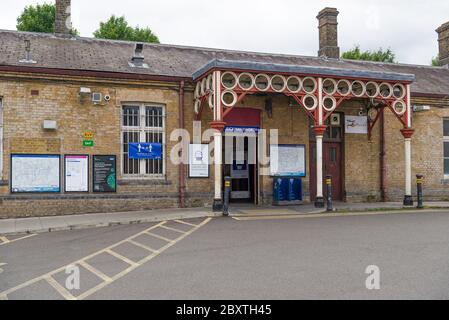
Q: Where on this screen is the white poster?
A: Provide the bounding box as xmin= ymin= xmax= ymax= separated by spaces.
xmin=270 ymin=145 xmax=306 ymax=177
xmin=11 ymin=154 xmax=61 ymax=193
xmin=189 ymin=144 xmax=209 ymax=178
xmin=65 ymin=155 xmax=89 ymax=192
xmin=345 ymin=116 xmax=368 ymax=134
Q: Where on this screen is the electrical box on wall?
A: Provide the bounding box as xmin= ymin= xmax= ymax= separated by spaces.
xmin=43 ymin=120 xmax=57 ymax=130
xmin=413 ymin=105 xmax=431 ymax=112
xmin=92 ymin=92 xmax=102 ymax=103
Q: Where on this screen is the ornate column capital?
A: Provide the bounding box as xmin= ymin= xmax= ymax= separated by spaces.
xmin=400 ymin=128 xmax=415 ymax=139
xmin=314 ymin=125 xmax=327 ymax=137
xmin=210 ymin=121 xmax=226 ymax=132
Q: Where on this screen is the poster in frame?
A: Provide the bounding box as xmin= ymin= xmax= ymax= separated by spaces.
xmin=10 ymin=154 xmax=61 ymax=193
xmin=64 ymin=154 xmax=89 ymax=193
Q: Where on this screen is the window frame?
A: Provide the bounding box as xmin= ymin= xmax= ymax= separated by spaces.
xmin=444 ymin=119 xmax=449 ymax=179
xmin=120 ymin=103 xmax=166 ymax=179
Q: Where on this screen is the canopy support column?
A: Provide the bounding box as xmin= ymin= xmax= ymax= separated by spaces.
xmin=401 ymin=128 xmax=414 ymax=206
xmin=314 ymin=125 xmax=327 ymax=208
xmin=314 ymin=78 xmax=326 ymax=208
xmin=402 ymin=84 xmax=414 ymax=206
xmin=211 ymin=70 xmax=225 ymax=211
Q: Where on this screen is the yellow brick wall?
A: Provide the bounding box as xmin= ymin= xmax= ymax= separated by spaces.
xmin=0 ymin=78 xmax=212 ymax=216
xmin=1 ymin=75 xmax=449 ymax=217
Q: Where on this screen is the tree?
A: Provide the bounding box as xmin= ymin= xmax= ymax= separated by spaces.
xmin=342 ymin=45 xmax=396 ymax=63
xmin=93 ymin=15 xmax=159 ymax=43
xmin=431 ymin=56 xmax=440 ymax=66
xmin=16 ymin=2 xmax=78 ymax=35
xmin=17 ymin=3 xmax=55 ymax=33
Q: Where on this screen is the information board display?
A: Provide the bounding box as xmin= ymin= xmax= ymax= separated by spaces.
xmin=270 ymin=144 xmax=306 ymax=177
xmin=129 ymin=143 xmax=162 ymax=160
xmin=65 ymin=155 xmax=89 ymax=192
xmin=93 ymin=155 xmax=117 ymax=193
xmin=189 ymin=144 xmax=209 ymax=178
xmin=11 ymin=154 xmax=61 ymax=193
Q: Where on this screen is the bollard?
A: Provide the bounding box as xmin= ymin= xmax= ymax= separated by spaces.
xmin=223 ymin=176 xmax=232 ymax=216
xmin=326 ymin=175 xmax=333 ymax=212
xmin=416 ymin=174 xmax=424 ymax=209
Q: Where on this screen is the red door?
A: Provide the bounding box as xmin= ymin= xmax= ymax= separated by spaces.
xmin=309 ymin=142 xmax=342 ymax=201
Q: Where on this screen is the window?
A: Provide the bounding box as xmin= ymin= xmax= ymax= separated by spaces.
xmin=0 ymin=97 xmax=3 ymax=178
xmin=308 ymin=113 xmax=342 ymax=141
xmin=121 ymin=104 xmax=165 ymax=178
xmin=444 ymin=119 xmax=449 ymax=178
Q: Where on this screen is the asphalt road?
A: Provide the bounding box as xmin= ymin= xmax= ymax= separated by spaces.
xmin=1 ymin=211 xmax=449 ymax=300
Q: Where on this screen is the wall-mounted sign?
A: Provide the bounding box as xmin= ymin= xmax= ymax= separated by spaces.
xmin=345 ymin=116 xmax=368 ymax=134
xmin=11 ymin=154 xmax=61 ymax=193
xmin=65 ymin=155 xmax=89 ymax=192
xmin=83 ymin=131 xmax=94 ymax=140
xmin=129 ymin=143 xmax=162 ymax=160
xmin=270 ymin=144 xmax=306 ymax=177
xmin=189 ymin=144 xmax=209 ymax=178
xmin=83 ymin=140 xmax=94 ymax=147
xmin=93 ymin=155 xmax=116 ymax=193
xmin=224 ymin=126 xmax=260 ymax=134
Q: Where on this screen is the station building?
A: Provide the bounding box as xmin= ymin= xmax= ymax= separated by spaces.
xmin=1 ymin=2 xmax=449 ymax=217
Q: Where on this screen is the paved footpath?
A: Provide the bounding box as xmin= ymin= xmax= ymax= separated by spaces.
xmin=1 ymin=201 xmax=449 ymax=236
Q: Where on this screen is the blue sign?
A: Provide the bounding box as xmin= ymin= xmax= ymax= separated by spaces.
xmin=224 ymin=126 xmax=260 ymax=134
xmin=129 ymin=143 xmax=162 ymax=160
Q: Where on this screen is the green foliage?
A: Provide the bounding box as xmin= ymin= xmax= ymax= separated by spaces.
xmin=17 ymin=3 xmax=55 ymax=33
xmin=93 ymin=15 xmax=159 ymax=43
xmin=431 ymin=56 xmax=440 ymax=66
xmin=342 ymin=45 xmax=396 ymax=63
xmin=16 ymin=2 xmax=78 ymax=35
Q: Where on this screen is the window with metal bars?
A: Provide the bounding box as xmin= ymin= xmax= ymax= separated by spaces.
xmin=121 ymin=104 xmax=165 ymax=177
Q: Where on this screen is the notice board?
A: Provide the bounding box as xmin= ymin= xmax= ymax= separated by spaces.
xmin=93 ymin=155 xmax=117 ymax=193
xmin=65 ymin=155 xmax=89 ymax=192
xmin=11 ymin=154 xmax=61 ymax=193
xmin=270 ymin=144 xmax=306 ymax=177
xmin=189 ymin=144 xmax=209 ymax=178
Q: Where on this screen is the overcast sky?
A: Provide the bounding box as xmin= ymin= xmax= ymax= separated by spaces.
xmin=1 ymin=0 xmax=448 ymax=65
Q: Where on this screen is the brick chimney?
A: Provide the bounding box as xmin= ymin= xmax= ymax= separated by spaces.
xmin=317 ymin=7 xmax=340 ymax=59
xmin=436 ymin=21 xmax=449 ymax=66
xmin=55 ymin=0 xmax=72 ymax=35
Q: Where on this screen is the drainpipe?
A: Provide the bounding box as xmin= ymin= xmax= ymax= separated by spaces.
xmin=380 ymin=107 xmax=386 ymax=202
xmin=179 ymin=81 xmax=186 ymax=208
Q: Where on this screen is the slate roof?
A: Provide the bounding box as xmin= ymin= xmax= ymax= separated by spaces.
xmin=192 ymin=59 xmax=416 ymax=82
xmin=0 ymin=29 xmax=448 ymax=96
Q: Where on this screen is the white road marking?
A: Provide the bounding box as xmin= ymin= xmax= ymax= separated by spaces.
xmin=231 ymin=209 xmax=446 ymax=221
xmin=128 ymin=239 xmax=158 ymax=253
xmin=0 ymin=218 xmax=211 ymax=300
xmin=105 ymin=249 xmax=139 ymax=267
xmin=159 ymin=225 xmax=187 ymax=234
xmin=78 ymin=261 xmax=112 ymax=282
xmin=0 ymin=234 xmax=37 ymax=246
xmin=45 ymin=276 xmax=76 ymax=300
xmin=174 ymin=220 xmax=199 ymax=227
xmin=145 ymin=231 xmax=175 ymax=243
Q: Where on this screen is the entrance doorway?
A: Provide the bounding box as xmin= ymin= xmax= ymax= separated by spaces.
xmin=222 ymin=107 xmax=261 ymax=205
xmin=309 ymin=114 xmax=344 ymax=201
xmin=223 ymin=135 xmax=258 ymax=203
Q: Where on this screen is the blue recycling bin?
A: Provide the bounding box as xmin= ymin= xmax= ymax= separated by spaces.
xmin=273 ymin=177 xmax=303 ymax=205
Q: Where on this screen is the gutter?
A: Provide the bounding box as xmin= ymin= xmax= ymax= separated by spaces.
xmin=0 ymin=65 xmax=192 ymax=83
xmin=380 ymin=107 xmax=386 ymax=202
xmin=179 ymin=81 xmax=186 ymax=208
